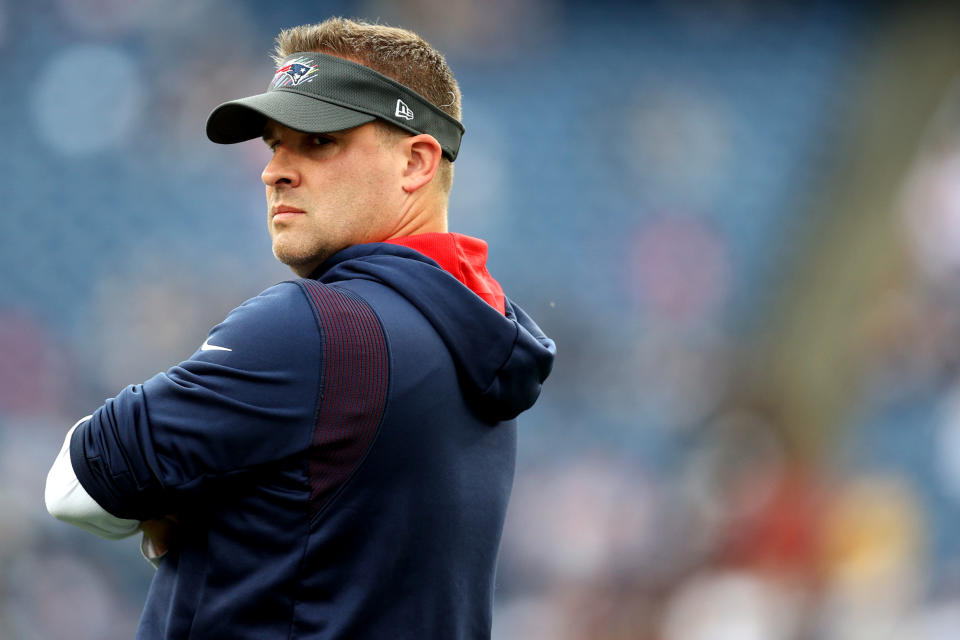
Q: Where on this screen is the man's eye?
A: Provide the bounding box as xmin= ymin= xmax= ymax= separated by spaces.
xmin=311 ymin=135 xmax=332 ymax=146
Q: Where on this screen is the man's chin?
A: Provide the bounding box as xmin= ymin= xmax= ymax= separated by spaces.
xmin=273 ymin=247 xmax=329 ymax=277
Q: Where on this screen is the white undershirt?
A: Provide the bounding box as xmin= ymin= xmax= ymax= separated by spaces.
xmin=44 ymin=416 xmax=141 ymax=539
xmin=45 ymin=417 xmax=174 ymax=567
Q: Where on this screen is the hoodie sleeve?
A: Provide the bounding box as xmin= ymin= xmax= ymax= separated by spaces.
xmin=69 ymin=282 xmax=322 ymax=521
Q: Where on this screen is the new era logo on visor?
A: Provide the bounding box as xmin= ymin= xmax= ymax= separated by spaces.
xmin=395 ymin=99 xmax=414 ymax=120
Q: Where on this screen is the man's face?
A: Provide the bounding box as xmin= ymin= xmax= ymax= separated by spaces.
xmin=261 ymin=120 xmax=405 ymax=276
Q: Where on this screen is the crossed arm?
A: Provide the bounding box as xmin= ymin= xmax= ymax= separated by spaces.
xmin=45 ymin=416 xmax=175 ymax=564
xmin=43 ymin=283 xmax=323 ymax=563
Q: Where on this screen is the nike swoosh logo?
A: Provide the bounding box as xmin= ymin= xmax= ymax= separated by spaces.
xmin=200 ymin=339 xmax=232 ymax=352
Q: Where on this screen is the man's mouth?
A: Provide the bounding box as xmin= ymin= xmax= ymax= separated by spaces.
xmin=272 ymin=204 xmax=306 ymax=222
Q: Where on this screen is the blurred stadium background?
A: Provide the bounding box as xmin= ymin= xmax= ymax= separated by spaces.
xmin=2 ymin=0 xmax=960 ymax=637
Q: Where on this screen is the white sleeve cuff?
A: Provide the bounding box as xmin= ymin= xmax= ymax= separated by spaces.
xmin=44 ymin=416 xmax=141 ymax=540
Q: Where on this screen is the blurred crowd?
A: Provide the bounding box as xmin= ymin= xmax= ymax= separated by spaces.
xmin=2 ymin=0 xmax=960 ymax=638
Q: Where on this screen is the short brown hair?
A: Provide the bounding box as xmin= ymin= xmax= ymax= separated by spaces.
xmin=273 ymin=18 xmax=461 ymax=193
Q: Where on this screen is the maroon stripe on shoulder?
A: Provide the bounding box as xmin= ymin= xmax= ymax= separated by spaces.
xmin=297 ymin=280 xmax=390 ymax=517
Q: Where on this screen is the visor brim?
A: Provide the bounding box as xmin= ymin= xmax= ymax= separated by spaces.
xmin=206 ymin=90 xmax=377 ymax=144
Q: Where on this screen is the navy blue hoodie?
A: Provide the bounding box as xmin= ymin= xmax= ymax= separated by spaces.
xmin=70 ymin=236 xmax=556 ymax=639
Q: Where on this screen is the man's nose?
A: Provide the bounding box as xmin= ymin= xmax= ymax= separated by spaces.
xmin=261 ymin=147 xmax=300 ymax=188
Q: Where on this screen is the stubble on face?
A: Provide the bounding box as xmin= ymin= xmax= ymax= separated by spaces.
xmin=268 ymin=204 xmax=347 ymax=274
xmin=270 ymin=231 xmax=336 ymax=275
xmin=268 ymin=182 xmax=385 ymax=276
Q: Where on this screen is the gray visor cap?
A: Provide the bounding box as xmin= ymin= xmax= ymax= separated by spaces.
xmin=206 ymin=52 xmax=464 ymax=161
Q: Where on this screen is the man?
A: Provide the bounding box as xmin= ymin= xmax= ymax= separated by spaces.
xmin=44 ymin=17 xmax=555 ymax=640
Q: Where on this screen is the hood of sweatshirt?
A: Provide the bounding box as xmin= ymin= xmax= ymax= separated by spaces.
xmin=310 ymin=234 xmax=555 ymax=422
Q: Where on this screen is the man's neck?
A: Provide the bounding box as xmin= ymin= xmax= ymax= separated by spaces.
xmin=387 ymin=195 xmax=448 ymax=239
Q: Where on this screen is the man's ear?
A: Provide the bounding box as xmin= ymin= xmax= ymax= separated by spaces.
xmin=400 ymin=134 xmax=443 ymax=193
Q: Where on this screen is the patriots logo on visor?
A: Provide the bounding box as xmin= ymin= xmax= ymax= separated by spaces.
xmin=271 ymin=57 xmax=318 ymax=88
